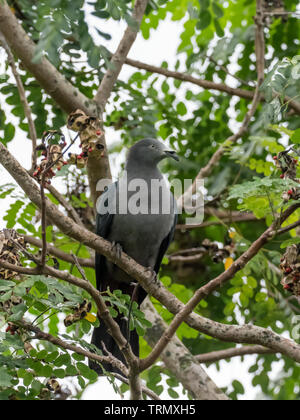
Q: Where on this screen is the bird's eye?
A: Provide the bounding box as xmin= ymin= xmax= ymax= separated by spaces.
xmin=150 ymin=144 xmax=155 ymax=149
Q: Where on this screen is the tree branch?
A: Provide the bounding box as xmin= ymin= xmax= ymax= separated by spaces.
xmin=255 ymin=0 xmax=265 ymax=85
xmin=0 ymin=1 xmax=112 ymax=206
xmin=4 ymin=244 xmax=299 ymax=364
xmin=94 ymin=0 xmax=149 ymax=111
xmin=177 ymin=1 xmax=265 ymax=210
xmin=47 ymin=184 xmax=85 ymax=228
xmin=139 ymin=203 xmax=300 ymax=371
xmin=23 ymin=235 xmax=94 ymax=268
xmin=142 ymin=299 xmax=230 ymax=400
xmin=0 ymin=257 xmax=143 ymax=399
xmin=111 ymin=372 xmax=161 ymax=400
xmin=124 ymin=61 xmax=300 ymax=116
xmin=0 ymin=31 xmax=37 ymax=172
xmin=176 ymin=213 xmax=258 ymax=230
xmin=195 ymin=345 xmax=274 ymax=364
xmin=125 ymin=57 xmax=255 ymax=99
xmin=1 ymin=141 xmax=300 ymax=366
xmin=17 ymin=319 xmax=128 ymax=375
xmin=0 ymin=2 xmax=97 ymax=116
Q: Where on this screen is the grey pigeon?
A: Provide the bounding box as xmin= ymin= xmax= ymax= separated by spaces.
xmin=90 ymin=138 xmax=178 ymax=374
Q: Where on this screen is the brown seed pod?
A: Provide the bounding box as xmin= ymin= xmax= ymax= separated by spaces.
xmin=46 ymin=379 xmax=61 ymax=394
xmin=34 ymin=131 xmax=67 ymax=184
xmin=63 ymin=300 xmax=92 ymax=327
xmin=201 ymin=239 xmax=234 ymax=263
xmin=67 ymin=109 xmax=103 ymax=168
xmin=279 ymin=244 xmax=300 ymax=296
xmin=0 ymin=229 xmax=26 ymax=280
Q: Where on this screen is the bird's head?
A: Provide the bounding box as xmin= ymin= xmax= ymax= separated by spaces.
xmin=126 ymin=138 xmax=179 ymax=167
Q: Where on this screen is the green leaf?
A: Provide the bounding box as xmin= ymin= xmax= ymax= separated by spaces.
xmin=76 ymin=362 xmax=98 ymax=381
xmin=280 ymin=237 xmax=300 ymax=249
xmin=72 ymin=353 xmax=85 ymax=362
xmin=52 ymin=368 xmax=66 ymax=379
xmin=291 ymin=128 xmax=300 ymax=144
xmin=23 ymin=372 xmax=34 ymax=387
xmin=4 ymin=123 xmax=15 ymax=144
xmin=197 ymin=10 xmax=211 ymax=30
xmin=176 ymin=102 xmax=187 ymax=116
xmin=214 ymin=18 xmax=224 ymax=37
xmin=232 ymin=380 xmax=245 ymax=395
xmin=36 ymin=350 xmax=48 ymax=360
xmin=168 ymin=388 xmax=180 ymax=398
xmin=77 ymin=376 xmax=85 ymax=389
xmin=224 ymin=302 xmax=235 ymax=316
xmin=255 ymin=292 xmax=267 ymax=303
xmin=0 ymin=368 xmax=13 ymax=387
xmin=54 ymin=353 xmax=71 ymax=367
xmin=212 ymin=2 xmax=224 ymax=18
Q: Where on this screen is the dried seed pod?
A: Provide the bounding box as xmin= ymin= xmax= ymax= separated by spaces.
xmin=39 ymin=388 xmax=51 ymax=400
xmin=63 ymin=300 xmax=92 ymax=327
xmin=279 ymin=244 xmax=300 ymax=296
xmin=67 ymin=152 xmax=87 ymax=169
xmin=5 ymin=323 xmax=18 ymax=335
xmin=46 ymin=379 xmax=61 ymax=394
xmin=67 ymin=109 xmax=104 ymax=167
xmin=34 ymin=131 xmax=67 ymax=184
xmin=282 ymin=187 xmax=300 ymax=202
xmin=201 ymin=238 xmax=234 ymax=263
xmin=273 ymin=149 xmax=300 ymax=183
xmin=0 ymin=229 xmax=26 ymax=280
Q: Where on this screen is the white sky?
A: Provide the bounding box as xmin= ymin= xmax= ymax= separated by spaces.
xmin=0 ymin=6 xmax=284 ymax=400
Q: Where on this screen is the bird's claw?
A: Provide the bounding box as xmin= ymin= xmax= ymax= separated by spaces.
xmin=145 ymin=267 xmax=158 ymax=283
xmin=111 ymin=241 xmax=123 ymax=261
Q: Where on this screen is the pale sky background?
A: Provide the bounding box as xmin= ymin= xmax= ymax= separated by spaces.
xmin=0 ymin=4 xmax=289 ymax=400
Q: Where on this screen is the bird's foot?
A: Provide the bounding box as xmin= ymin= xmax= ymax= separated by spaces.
xmin=111 ymin=241 xmax=123 ymax=262
xmin=144 ymin=267 xmax=158 ymax=283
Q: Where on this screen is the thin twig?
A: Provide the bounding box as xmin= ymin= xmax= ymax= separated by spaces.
xmin=37 ymin=132 xmax=81 ymax=267
xmin=275 ymin=219 xmax=300 ymax=236
xmin=1 ymin=140 xmax=300 ymax=372
xmin=0 ymin=257 xmax=139 ymax=373
xmin=177 ymin=0 xmax=265 ymax=210
xmin=47 ymin=184 xmax=85 ymax=227
xmin=71 ymin=251 xmax=88 ymax=281
xmin=139 ymin=202 xmax=300 ymax=371
xmin=17 ymin=319 xmax=128 ymax=375
xmin=39 ymin=176 xmax=47 ymax=268
xmin=195 ymin=345 xmax=274 ymax=364
xmin=23 ymin=234 xmax=94 ymax=267
xmin=1 ymin=258 xmax=300 ymax=364
xmin=94 ymin=0 xmax=149 ymax=112
xmin=123 ymin=58 xmax=300 ymax=116
xmin=111 ymin=373 xmax=161 ymax=400
xmin=176 ymin=213 xmax=258 ymax=230
xmin=0 ymin=31 xmax=38 ymax=172
xmin=206 ymin=54 xmax=254 ymax=87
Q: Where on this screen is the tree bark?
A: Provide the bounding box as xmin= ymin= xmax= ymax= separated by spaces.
xmin=142 ymin=299 xmax=230 ymax=400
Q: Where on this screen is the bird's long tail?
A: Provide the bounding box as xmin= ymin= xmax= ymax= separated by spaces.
xmin=89 ymin=314 xmax=139 ymax=375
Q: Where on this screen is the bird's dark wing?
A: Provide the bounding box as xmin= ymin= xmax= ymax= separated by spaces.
xmin=93 ymin=181 xmax=142 ymax=374
xmin=154 ymin=196 xmax=178 ymax=274
xmin=95 ymin=182 xmax=117 ymax=291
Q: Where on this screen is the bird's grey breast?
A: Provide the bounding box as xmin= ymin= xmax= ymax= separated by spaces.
xmin=107 ymin=174 xmax=175 ymax=276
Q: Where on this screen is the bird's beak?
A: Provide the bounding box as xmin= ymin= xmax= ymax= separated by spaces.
xmin=164 ymin=150 xmax=179 ymax=161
